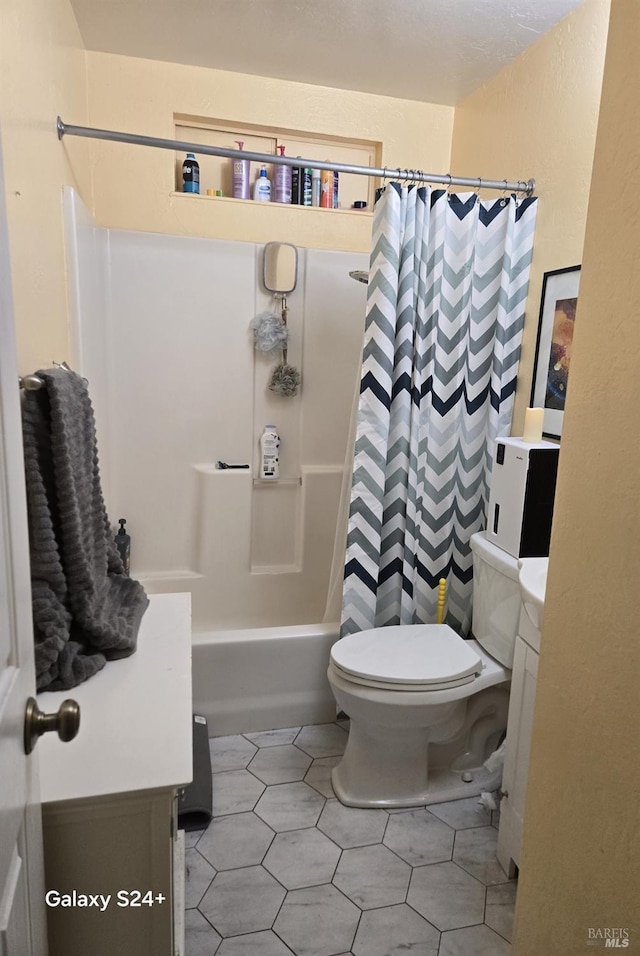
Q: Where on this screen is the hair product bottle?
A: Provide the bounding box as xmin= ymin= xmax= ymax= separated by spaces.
xmin=254 ymin=165 xmax=272 ymax=202
xmin=182 ymin=153 xmax=200 ymax=194
xmin=333 ymin=169 xmax=339 ymax=208
xmin=302 ymin=167 xmax=313 ymax=206
xmin=259 ymin=426 xmax=280 ymax=478
xmin=232 ymin=141 xmax=251 ymax=199
xmin=320 ymin=165 xmax=334 ymax=208
xmin=291 ymin=158 xmax=303 ymax=203
xmin=273 ymin=145 xmax=292 ymax=204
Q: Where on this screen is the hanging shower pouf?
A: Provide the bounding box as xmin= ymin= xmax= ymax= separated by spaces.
xmin=249 ymin=310 xmax=289 ymax=354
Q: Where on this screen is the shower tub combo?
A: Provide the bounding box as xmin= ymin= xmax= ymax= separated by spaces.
xmin=191 ymin=622 xmax=340 ymax=735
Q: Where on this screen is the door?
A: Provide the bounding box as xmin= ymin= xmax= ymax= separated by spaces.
xmin=0 ymin=127 xmax=48 ymax=954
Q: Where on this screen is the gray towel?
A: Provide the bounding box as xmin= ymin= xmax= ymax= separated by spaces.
xmin=21 ymin=367 xmax=149 ymax=691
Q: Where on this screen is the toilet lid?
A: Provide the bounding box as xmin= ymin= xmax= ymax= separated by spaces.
xmin=331 ymin=625 xmax=482 ymax=687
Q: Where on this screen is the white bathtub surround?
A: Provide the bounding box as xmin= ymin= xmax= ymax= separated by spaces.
xmin=184 ymin=721 xmax=515 ymax=955
xmin=64 ymin=187 xmax=368 ymax=632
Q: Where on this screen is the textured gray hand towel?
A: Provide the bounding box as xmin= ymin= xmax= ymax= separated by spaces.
xmin=21 ymin=367 xmax=149 ymax=691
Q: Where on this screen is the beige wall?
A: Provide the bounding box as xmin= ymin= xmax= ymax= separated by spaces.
xmin=0 ymin=0 xmax=91 ymax=374
xmin=451 ymin=0 xmax=610 ymax=434
xmin=512 ymin=0 xmax=639 ymax=948
xmin=85 ymin=51 xmax=453 ymax=252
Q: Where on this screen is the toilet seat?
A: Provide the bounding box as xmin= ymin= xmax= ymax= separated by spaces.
xmin=330 ymin=624 xmax=483 ymax=692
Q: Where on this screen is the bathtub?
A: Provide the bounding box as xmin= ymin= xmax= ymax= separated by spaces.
xmin=191 ymin=622 xmax=340 ymax=736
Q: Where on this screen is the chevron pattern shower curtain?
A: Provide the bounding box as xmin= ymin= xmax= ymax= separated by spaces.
xmin=341 ymin=184 xmax=538 ymax=636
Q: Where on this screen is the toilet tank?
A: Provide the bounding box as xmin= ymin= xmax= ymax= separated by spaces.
xmin=470 ymin=531 xmax=520 ymax=669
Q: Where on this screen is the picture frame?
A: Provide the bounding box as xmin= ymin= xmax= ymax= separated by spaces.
xmin=530 ymin=265 xmax=581 ymax=439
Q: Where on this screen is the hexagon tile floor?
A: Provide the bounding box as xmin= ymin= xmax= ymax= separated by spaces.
xmin=183 ymin=720 xmax=517 ymax=956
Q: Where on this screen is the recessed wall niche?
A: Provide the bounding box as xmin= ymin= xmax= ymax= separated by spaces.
xmin=174 ymin=114 xmax=381 ymax=211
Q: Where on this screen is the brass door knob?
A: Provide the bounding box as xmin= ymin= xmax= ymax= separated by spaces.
xmin=24 ymin=697 xmax=80 ymax=755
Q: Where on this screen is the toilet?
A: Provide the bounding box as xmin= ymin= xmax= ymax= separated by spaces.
xmin=328 ymin=531 xmax=521 ymax=808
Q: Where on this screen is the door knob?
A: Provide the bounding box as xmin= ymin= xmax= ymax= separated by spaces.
xmin=24 ymin=696 xmax=80 ymax=755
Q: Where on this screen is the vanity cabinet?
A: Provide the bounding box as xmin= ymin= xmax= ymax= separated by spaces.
xmin=497 ymin=610 xmax=540 ymax=877
xmin=36 ymin=593 xmax=192 ymax=956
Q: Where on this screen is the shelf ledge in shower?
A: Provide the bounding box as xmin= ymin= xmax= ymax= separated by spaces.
xmin=170 ymin=192 xmax=373 ymax=216
xmin=253 ymin=477 xmax=302 ymax=486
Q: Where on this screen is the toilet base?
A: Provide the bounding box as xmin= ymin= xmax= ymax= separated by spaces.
xmin=331 ymin=759 xmax=502 ymax=809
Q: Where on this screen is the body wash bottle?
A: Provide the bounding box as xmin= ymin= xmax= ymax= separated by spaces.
xmin=260 ymin=426 xmax=280 ymax=478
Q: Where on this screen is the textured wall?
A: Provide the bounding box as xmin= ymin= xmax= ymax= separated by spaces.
xmin=512 ymin=0 xmax=640 ymax=949
xmin=85 ymin=51 xmax=454 ymax=252
xmin=0 ymin=0 xmax=91 ymax=373
xmin=451 ymin=0 xmax=610 ymax=435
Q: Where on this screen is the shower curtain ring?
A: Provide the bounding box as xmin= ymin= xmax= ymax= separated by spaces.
xmin=446 ymin=174 xmax=452 ymax=196
xmin=500 ymin=179 xmax=509 ymax=206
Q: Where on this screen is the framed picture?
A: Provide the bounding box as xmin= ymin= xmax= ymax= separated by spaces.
xmin=530 ymin=265 xmax=581 ymax=439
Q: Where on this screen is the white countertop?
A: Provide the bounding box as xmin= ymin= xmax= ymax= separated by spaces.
xmin=37 ymin=592 xmax=193 ymax=805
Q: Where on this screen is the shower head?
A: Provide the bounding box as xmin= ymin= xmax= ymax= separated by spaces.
xmin=349 ymin=270 xmax=369 ymax=284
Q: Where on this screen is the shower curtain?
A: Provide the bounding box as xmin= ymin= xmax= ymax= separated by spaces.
xmin=341 ymin=183 xmax=538 ymax=636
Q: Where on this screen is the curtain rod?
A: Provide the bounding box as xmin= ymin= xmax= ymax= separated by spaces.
xmin=56 ymin=117 xmax=535 ymax=196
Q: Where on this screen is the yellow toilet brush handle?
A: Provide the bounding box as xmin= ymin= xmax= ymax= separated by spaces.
xmin=436 ymin=578 xmax=447 ymax=625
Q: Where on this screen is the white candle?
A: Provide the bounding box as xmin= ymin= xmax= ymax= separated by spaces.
xmin=522 ymin=407 xmax=544 ymax=443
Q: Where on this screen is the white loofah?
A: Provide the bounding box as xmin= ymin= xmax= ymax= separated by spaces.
xmin=250 ymin=311 xmax=289 ymax=353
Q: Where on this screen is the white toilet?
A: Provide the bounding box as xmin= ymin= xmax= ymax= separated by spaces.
xmin=328 ymin=531 xmax=521 ymax=808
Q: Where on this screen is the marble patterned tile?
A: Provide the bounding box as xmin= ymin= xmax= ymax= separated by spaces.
xmin=254 ymin=781 xmax=326 ymax=831
xmin=492 ymin=808 xmax=501 ymax=829
xmin=452 ymin=826 xmax=510 ymax=885
xmin=407 ymin=861 xmax=486 ymax=931
xmin=384 ymin=808 xmax=455 ymax=866
xmin=183 ymin=828 xmax=204 ymax=848
xmin=304 ymin=755 xmax=341 ymax=798
xmin=439 ymin=923 xmax=512 ymax=955
xmin=197 ymin=812 xmax=275 ymax=871
xmin=485 ymin=881 xmax=517 ymax=942
xmin=209 ymin=735 xmax=258 ymax=772
xmin=199 ymin=866 xmax=286 ymax=937
xmin=211 ymin=770 xmax=266 ymax=816
xmin=185 ymin=848 xmax=216 ymax=909
xmin=216 ymin=930 xmax=294 ymax=955
xmin=333 ymin=844 xmax=411 ymax=909
xmin=273 ymin=884 xmax=360 ymax=956
xmin=428 ymin=797 xmax=492 ymax=830
xmin=185 ymin=907 xmax=222 ymax=956
xmin=294 ymin=723 xmax=349 ymax=758
xmin=248 ymin=744 xmax=312 ymax=785
xmin=263 ymin=827 xmax=341 ymax=889
xmin=352 ymin=903 xmax=440 ymax=956
xmin=317 ymin=798 xmax=388 ymax=848
xmin=243 ymin=727 xmax=301 ymax=748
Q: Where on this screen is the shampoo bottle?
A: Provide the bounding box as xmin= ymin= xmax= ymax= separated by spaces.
xmin=273 ymin=146 xmax=292 ymax=204
xmin=182 ymin=153 xmax=200 ymax=194
xmin=254 ymin=165 xmax=272 ymax=202
xmin=232 ymin=141 xmax=251 ymax=199
xmin=115 ymin=518 xmax=131 ymax=575
xmin=259 ymin=426 xmax=280 ymax=479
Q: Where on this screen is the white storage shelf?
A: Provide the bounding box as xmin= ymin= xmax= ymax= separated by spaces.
xmin=37 ymin=592 xmax=192 ymax=956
